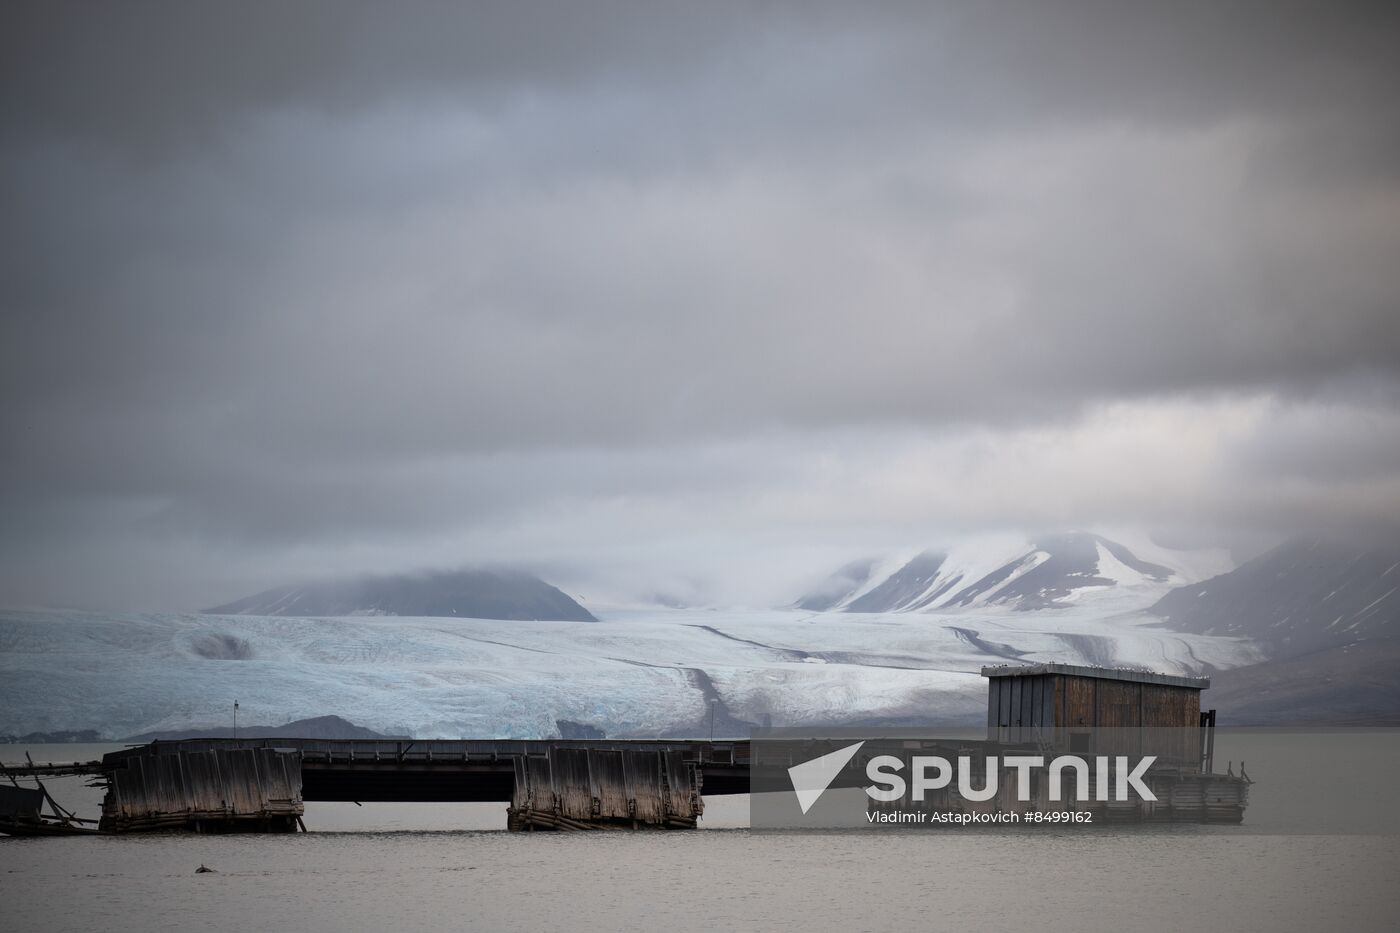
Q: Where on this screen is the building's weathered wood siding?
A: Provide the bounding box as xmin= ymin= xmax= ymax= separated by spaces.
xmin=987 ymin=673 xmax=1057 ymax=743
xmin=987 ymin=666 xmax=1206 ymax=768
xmin=1061 ymin=674 xmax=1099 ymax=727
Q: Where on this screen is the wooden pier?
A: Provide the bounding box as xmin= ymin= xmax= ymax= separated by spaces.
xmin=89 ymin=737 xmax=748 ymax=833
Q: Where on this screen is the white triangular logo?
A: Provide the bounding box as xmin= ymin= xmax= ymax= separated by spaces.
xmin=788 ymin=741 xmax=865 ymax=814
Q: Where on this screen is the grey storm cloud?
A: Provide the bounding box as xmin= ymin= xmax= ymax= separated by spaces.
xmin=2 ymin=1 xmax=1398 ymax=609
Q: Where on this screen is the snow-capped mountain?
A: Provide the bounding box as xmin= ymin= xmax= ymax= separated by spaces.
xmin=1150 ymin=538 xmax=1400 ymax=657
xmin=797 ymin=532 xmax=1228 ymax=613
xmin=205 ymin=568 xmax=596 ymax=622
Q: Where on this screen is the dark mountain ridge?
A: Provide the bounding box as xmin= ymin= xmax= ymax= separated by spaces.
xmin=125 ymin=715 xmax=399 ymax=742
xmin=1203 ymin=638 xmax=1400 ymax=725
xmin=1150 ymin=538 xmax=1399 ymax=657
xmin=206 ymin=567 xmax=596 ymax=622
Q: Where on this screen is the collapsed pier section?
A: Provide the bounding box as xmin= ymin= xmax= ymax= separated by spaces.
xmin=99 ymin=746 xmax=303 ymax=833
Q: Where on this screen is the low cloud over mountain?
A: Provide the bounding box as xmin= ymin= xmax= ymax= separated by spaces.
xmin=206 ymin=568 xmax=596 ymax=622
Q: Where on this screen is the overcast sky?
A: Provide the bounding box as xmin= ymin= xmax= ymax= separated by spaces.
xmin=3 ymin=2 xmax=1398 ymax=610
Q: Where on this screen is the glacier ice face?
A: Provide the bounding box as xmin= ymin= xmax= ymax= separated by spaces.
xmin=0 ymin=604 xmax=1260 ymax=739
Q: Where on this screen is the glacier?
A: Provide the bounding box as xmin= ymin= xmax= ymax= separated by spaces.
xmin=0 ymin=601 xmax=1260 ymax=740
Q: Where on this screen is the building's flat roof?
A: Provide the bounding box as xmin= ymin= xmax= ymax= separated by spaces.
xmin=980 ymin=662 xmax=1209 ymax=690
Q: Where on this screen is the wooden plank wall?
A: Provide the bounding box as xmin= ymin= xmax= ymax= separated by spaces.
xmin=508 ymin=746 xmax=702 ymax=830
xmin=101 ymin=748 xmax=303 ymax=831
xmin=989 ymin=674 xmax=1206 ymax=768
xmin=587 ymin=749 xmax=630 ymax=821
xmin=987 ymin=676 xmax=1058 ymax=743
xmin=661 ymin=749 xmax=700 ymax=821
xmin=552 ymin=747 xmax=594 ymax=822
xmin=622 ymin=751 xmax=664 ymax=824
xmin=511 ymin=754 xmax=555 ymax=817
xmin=1055 ymin=674 xmax=1204 ymax=766
xmin=1061 ymin=675 xmax=1098 ymax=727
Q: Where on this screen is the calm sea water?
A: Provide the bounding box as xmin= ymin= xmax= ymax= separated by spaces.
xmin=4 ymin=735 xmax=1399 ymax=933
